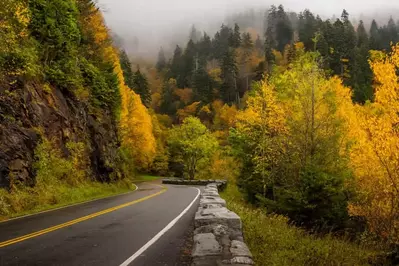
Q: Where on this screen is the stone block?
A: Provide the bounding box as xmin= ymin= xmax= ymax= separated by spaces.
xmin=199 ymin=196 xmax=226 ymax=207
xmin=194 ymin=224 xmax=229 ymax=236
xmin=192 ymin=233 xmax=221 ymax=257
xmin=199 ymin=203 xmax=224 ymax=209
xmin=230 ymin=240 xmax=252 ymax=258
xmin=202 ymin=191 xmax=219 ymax=197
xmin=222 ymin=256 xmax=254 ymax=265
xmin=195 ymin=207 xmax=241 ymax=230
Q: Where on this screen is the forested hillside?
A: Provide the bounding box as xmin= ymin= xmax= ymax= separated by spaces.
xmin=3 ymin=0 xmax=399 ymax=263
xmin=0 ymin=0 xmax=155 ymax=218
xmin=121 ymin=5 xmax=399 ymax=263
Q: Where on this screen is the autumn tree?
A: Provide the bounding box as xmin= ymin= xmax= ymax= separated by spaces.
xmin=168 ymin=117 xmax=218 ymax=180
xmin=349 ymin=44 xmax=399 ymax=244
xmin=233 ymin=51 xmax=353 ymax=228
xmin=231 ymin=80 xmax=287 ymax=204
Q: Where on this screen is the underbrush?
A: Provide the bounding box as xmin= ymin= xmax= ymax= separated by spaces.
xmin=0 ymin=137 xmax=135 ymax=221
xmin=220 ymin=184 xmax=385 ymax=266
xmin=0 ymin=180 xmax=133 ymax=221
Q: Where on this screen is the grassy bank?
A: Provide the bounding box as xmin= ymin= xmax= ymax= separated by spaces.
xmin=134 ymin=174 xmax=163 ymax=182
xmin=220 ymin=184 xmax=383 ymax=266
xmin=0 ymin=180 xmax=135 ymax=221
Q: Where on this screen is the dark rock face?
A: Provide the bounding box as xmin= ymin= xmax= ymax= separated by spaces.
xmin=0 ymin=82 xmax=121 ymax=188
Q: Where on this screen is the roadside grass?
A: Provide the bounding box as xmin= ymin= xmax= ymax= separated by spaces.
xmin=134 ymin=174 xmax=162 ymax=182
xmin=0 ymin=180 xmax=134 ymax=221
xmin=220 ymin=184 xmax=384 ymax=266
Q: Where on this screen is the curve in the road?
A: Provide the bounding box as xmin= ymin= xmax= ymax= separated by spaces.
xmin=0 ymin=182 xmax=200 ymax=266
xmin=119 ymin=187 xmax=200 ymax=266
xmin=0 ymin=183 xmax=166 ymax=248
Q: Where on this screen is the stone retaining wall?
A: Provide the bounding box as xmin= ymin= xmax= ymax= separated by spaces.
xmin=192 ymin=183 xmax=253 ymax=266
xmin=162 ymin=178 xmax=227 ymax=190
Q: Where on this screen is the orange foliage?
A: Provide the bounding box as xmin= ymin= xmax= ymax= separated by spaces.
xmin=245 ymin=27 xmax=259 ymax=41
xmin=348 ymin=45 xmax=399 ymax=243
xmin=84 ymin=6 xmax=156 ymax=169
xmin=177 ymin=102 xmax=200 ymax=123
xmin=212 ymin=100 xmax=238 ymax=130
xmin=174 ymin=88 xmax=193 ymax=105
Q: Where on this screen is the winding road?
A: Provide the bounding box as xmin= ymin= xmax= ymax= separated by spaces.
xmin=0 ymin=181 xmax=200 ymax=266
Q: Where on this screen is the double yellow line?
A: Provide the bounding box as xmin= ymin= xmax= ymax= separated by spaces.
xmin=0 ymin=186 xmax=167 ymax=248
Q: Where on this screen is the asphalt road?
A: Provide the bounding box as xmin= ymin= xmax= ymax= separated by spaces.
xmin=0 ymin=181 xmax=200 ymax=266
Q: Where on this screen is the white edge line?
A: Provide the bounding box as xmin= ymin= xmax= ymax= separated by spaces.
xmin=119 ymin=187 xmax=201 ymax=266
xmin=0 ymin=183 xmax=139 ymax=224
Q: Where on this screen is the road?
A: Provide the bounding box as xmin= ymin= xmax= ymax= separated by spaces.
xmin=0 ymin=181 xmax=200 ymax=266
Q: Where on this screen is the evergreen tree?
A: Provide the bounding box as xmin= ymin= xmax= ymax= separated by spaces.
xmin=229 ymin=23 xmax=242 ymax=48
xmin=275 ymin=5 xmax=293 ymax=52
xmin=369 ymin=20 xmax=381 ymax=50
xmin=220 ymin=49 xmax=239 ymax=104
xmin=298 ymin=9 xmax=318 ymax=50
xmin=213 ymin=24 xmax=232 ymax=60
xmin=387 ymin=18 xmax=399 ymax=49
xmin=192 ymin=57 xmax=213 ymax=103
xmin=170 ymin=45 xmax=184 ymax=87
xmin=181 ymin=39 xmax=196 ymax=88
xmin=160 ymin=79 xmax=178 ymax=115
xmin=264 ymin=6 xmax=277 ymax=71
xmin=341 ymin=10 xmax=357 ymax=87
xmin=255 ymin=35 xmax=264 ymax=53
xmin=197 ymin=32 xmax=212 ymax=59
xmin=352 ymin=21 xmax=373 ymax=103
xmin=132 ymin=67 xmax=151 ymax=107
xmin=119 ymin=50 xmax=135 ymax=89
xmin=189 ymin=24 xmax=201 ymax=43
xmin=356 ymin=20 xmax=368 ymax=47
xmin=156 ymin=47 xmax=167 ymax=71
xmin=242 ymin=32 xmax=253 ymax=50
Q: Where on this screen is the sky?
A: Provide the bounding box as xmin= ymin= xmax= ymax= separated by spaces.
xmin=97 ymin=0 xmax=399 ymax=59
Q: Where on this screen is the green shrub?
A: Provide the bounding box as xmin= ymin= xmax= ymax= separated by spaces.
xmin=220 ymin=184 xmax=383 ymax=266
xmin=0 ymin=138 xmax=134 ymax=220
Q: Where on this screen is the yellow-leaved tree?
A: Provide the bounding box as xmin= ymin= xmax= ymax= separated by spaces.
xmin=81 ymin=4 xmax=156 ymax=171
xmin=349 ymin=45 xmax=399 ymax=244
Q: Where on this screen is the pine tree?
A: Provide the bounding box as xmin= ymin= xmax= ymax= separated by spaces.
xmin=369 ymin=20 xmax=381 ymax=50
xmin=156 ymin=47 xmax=167 ymax=72
xmin=160 ymin=79 xmax=178 ymax=115
xmin=119 ymin=50 xmax=135 ymax=89
xmin=357 ymin=20 xmax=368 ymax=47
xmin=192 ymin=58 xmax=213 ymax=103
xmin=197 ymin=32 xmax=212 ymax=59
xmin=181 ymin=39 xmax=196 ymax=88
xmin=275 ymin=5 xmax=293 ymax=52
xmin=189 ymin=24 xmax=201 ymax=43
xmin=229 ymin=23 xmax=242 ymax=48
xmin=352 ymin=20 xmax=373 ymax=103
xmin=255 ymin=35 xmax=264 ymax=54
xmin=170 ymin=45 xmax=184 ymax=87
xmin=132 ymin=67 xmax=151 ymax=107
xmin=213 ymin=24 xmax=232 ymax=60
xmin=298 ymin=10 xmax=319 ymax=51
xmin=220 ymin=48 xmax=239 ymax=104
xmin=242 ymin=32 xmax=253 ymax=50
xmin=387 ymin=18 xmax=399 ymax=48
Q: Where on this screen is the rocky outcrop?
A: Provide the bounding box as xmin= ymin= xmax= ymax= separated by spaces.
xmin=192 ymin=183 xmax=253 ymax=266
xmin=0 ymin=82 xmax=121 ymax=188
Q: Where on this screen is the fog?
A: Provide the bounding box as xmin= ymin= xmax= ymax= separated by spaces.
xmin=97 ymin=0 xmax=399 ymax=61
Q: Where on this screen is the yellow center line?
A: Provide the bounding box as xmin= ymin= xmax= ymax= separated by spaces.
xmin=0 ymin=185 xmax=167 ymax=248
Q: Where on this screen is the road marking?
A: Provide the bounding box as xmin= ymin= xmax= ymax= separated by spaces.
xmin=0 ymin=184 xmax=166 ymax=248
xmin=119 ymin=187 xmax=201 ymax=266
xmin=0 ymin=183 xmax=139 ymax=224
